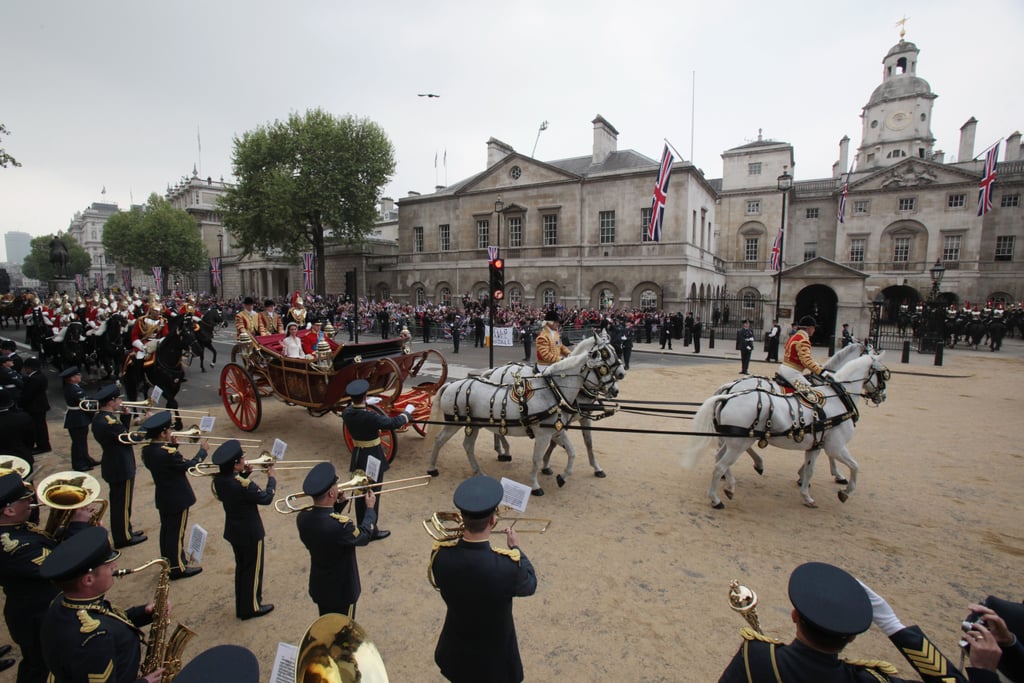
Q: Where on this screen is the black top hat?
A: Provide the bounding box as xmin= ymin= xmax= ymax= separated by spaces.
xmin=140 ymin=410 xmax=173 ymax=435
xmin=175 ymin=644 xmax=259 ymax=683
xmin=59 ymin=366 xmax=81 ymax=379
xmin=0 ymin=473 xmax=33 ymax=506
xmin=798 ymin=315 xmax=818 ymax=328
xmin=211 ymin=439 xmax=244 ymax=466
xmin=263 ymin=299 xmax=275 ymax=307
xmin=40 ymin=526 xmax=120 ymax=582
xmin=453 ymin=476 xmax=503 ymax=520
xmin=91 ymin=384 xmax=120 ymax=404
xmin=544 ymin=310 xmax=560 ymax=323
xmin=788 ymin=562 xmax=872 ymax=637
xmin=302 ymin=462 xmax=339 ymax=498
xmin=243 ymin=296 xmax=254 ymax=306
xmin=346 ymin=379 xmax=370 ymax=398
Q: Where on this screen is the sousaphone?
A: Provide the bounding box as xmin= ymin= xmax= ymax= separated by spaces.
xmin=296 ymin=613 xmax=388 ymax=683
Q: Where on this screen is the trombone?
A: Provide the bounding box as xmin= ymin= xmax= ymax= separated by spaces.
xmin=80 ymin=398 xmax=212 ymax=423
xmin=188 ymin=452 xmax=327 ymax=477
xmin=118 ymin=427 xmax=262 ymax=447
xmin=422 ymin=508 xmax=551 ymax=541
xmin=36 ymin=471 xmax=108 ymax=539
xmin=274 ymin=470 xmax=431 ymax=514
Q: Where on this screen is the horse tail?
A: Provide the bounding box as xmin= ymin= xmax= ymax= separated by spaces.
xmin=680 ymin=394 xmax=728 ymax=470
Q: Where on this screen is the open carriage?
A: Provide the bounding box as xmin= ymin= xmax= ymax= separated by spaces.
xmin=218 ymin=331 xmax=447 ymax=462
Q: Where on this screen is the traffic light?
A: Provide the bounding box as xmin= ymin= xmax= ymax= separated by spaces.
xmin=344 ymin=269 xmax=356 ymax=301
xmin=489 ymin=258 xmax=505 ymax=301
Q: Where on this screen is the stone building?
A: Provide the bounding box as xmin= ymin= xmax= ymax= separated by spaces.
xmin=66 ymin=197 xmax=119 ymax=288
xmin=165 ymin=169 xmax=235 ymax=294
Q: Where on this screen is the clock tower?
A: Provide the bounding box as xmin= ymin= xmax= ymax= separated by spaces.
xmin=857 ymin=37 xmax=936 ymax=170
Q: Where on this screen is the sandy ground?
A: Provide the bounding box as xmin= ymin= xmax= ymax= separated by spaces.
xmin=3 ymin=352 xmax=1023 ymax=682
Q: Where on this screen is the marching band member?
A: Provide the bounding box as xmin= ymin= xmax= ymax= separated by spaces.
xmin=139 ymin=411 xmax=206 ymax=580
xmin=777 ymin=315 xmax=824 ymax=389
xmin=259 ymin=299 xmax=281 ymax=335
xmin=429 ymin=476 xmax=537 ymax=683
xmin=296 ymin=462 xmax=376 ymax=617
xmin=61 ymin=366 xmax=98 ymax=472
xmin=210 ymin=439 xmax=276 ymax=620
xmin=90 ymin=384 xmax=146 ymax=549
xmin=535 ymin=310 xmax=571 ymax=371
xmin=234 ymin=296 xmax=259 ymax=339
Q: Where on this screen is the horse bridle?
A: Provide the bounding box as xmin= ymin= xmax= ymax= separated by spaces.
xmin=580 ymin=342 xmax=622 ymax=399
xmin=859 ymin=364 xmax=890 ymax=406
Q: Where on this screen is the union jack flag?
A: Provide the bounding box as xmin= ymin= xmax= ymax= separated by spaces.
xmin=75 ymin=274 xmax=84 ymax=291
xmin=838 ymin=176 xmax=849 ymax=224
xmin=487 ymin=246 xmax=499 ymax=263
xmin=95 ymin=273 xmax=102 ymax=291
xmin=152 ymin=266 xmax=163 ymax=294
xmin=210 ymin=257 xmax=221 ymax=288
xmin=977 ymin=143 xmax=999 ymax=216
xmin=769 ymin=229 xmax=783 ymax=271
xmin=302 ymin=252 xmax=314 ymax=290
xmin=647 ymin=144 xmax=674 ymax=242
xmin=122 ymin=270 xmax=132 ymax=291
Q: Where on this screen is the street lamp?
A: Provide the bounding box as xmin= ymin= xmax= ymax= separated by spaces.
xmin=217 ymin=231 xmax=224 ymax=297
xmin=928 ymin=258 xmax=945 ymax=301
xmin=922 ymin=258 xmax=946 ymax=354
xmin=773 ymin=168 xmax=793 ymax=322
xmin=488 ymin=197 xmax=504 ymax=368
xmin=870 ymin=292 xmax=885 ymax=350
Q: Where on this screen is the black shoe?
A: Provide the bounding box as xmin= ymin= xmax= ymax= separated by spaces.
xmin=169 ymin=567 xmax=202 ymax=581
xmin=372 ymin=529 xmax=391 ymax=541
xmin=0 ymin=658 xmax=14 ymax=673
xmin=240 ymin=604 xmax=274 ymax=620
xmin=114 ymin=534 xmax=148 ymax=549
xmin=0 ymin=645 xmax=10 ymax=658
xmin=74 ymin=465 xmax=95 ymax=472
xmin=31 ymin=447 xmax=51 ymax=455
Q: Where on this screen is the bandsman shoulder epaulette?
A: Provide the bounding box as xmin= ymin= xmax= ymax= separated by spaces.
xmin=431 ymin=539 xmax=458 ymax=551
xmin=491 ymin=546 xmax=521 ymax=562
xmin=1 ymin=533 xmax=20 ymax=554
xmin=104 ymin=415 xmax=119 ymax=425
xmin=234 ymin=474 xmax=251 ymax=487
xmin=740 ymin=626 xmax=783 ymax=644
xmin=329 ymin=513 xmax=351 ymax=524
xmin=842 ymin=657 xmax=898 ymax=675
xmin=160 ymin=445 xmax=177 ymax=454
xmin=76 ymin=609 xmax=101 ymax=633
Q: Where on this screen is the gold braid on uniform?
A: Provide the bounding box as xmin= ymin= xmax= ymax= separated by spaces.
xmin=491 ymin=546 xmax=522 ymax=562
xmin=427 ymin=540 xmax=457 ymax=591
xmin=842 ymin=657 xmax=899 ymax=676
xmin=740 ymin=627 xmax=782 ymax=644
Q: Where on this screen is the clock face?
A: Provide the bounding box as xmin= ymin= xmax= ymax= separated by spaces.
xmin=886 ymin=111 xmax=911 ymax=131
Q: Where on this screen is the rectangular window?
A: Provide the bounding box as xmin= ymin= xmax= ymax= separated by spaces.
xmin=803 ymin=242 xmax=817 ymax=262
xmin=1001 ymin=193 xmax=1020 ymax=208
xmin=898 ymin=197 xmax=916 ymax=211
xmin=744 ymin=237 xmax=759 ymax=262
xmin=746 ymin=200 xmax=761 ymax=215
xmin=995 ymin=235 xmax=1014 ymax=261
xmin=893 ymin=236 xmax=910 ymax=263
xmin=599 ymin=211 xmax=616 ymax=244
xmin=849 ymin=238 xmax=865 ymax=263
xmin=543 ymin=214 xmax=558 ymax=246
xmin=413 ymin=226 xmax=424 ymax=253
xmin=438 ymin=224 xmax=450 ymax=252
xmin=853 ymin=200 xmax=870 ymax=215
xmin=476 ymin=219 xmax=489 ymax=249
xmin=947 ymin=193 xmax=966 ymax=209
xmin=507 ymin=216 xmax=522 ymax=248
xmin=805 ymin=208 xmax=819 ymax=219
xmin=748 ymin=162 xmax=762 ymax=176
xmin=942 ymin=235 xmax=961 ymax=263
xmin=640 ymin=207 xmax=653 ymax=242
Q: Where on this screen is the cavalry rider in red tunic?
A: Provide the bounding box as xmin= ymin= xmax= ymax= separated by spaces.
xmin=130 ymin=296 xmax=167 ymax=367
xmin=777 ymin=315 xmax=823 ymax=392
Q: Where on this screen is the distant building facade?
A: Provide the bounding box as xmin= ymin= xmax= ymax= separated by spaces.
xmin=66 ymin=199 xmax=119 ymax=289
xmin=4 ymin=230 xmax=32 ymax=264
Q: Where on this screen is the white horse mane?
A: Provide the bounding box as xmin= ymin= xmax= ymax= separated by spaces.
xmin=832 ymin=351 xmax=883 ymax=383
xmin=822 ymin=342 xmax=865 ymax=372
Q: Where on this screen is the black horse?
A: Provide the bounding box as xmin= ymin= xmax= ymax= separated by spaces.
xmin=43 ymin=321 xmax=90 ymax=373
xmin=121 ymin=315 xmax=190 ymax=429
xmin=90 ymin=312 xmax=128 ymax=380
xmin=0 ymin=296 xmax=27 ymax=330
xmin=188 ymin=306 xmax=222 ymax=373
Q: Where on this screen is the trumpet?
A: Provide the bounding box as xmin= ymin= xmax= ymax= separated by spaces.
xmin=0 ymin=455 xmax=33 ymax=479
xmin=188 ymin=452 xmax=326 ymax=477
xmin=421 ymin=508 xmax=551 ymax=541
xmin=118 ymin=427 xmax=262 ymax=446
xmin=36 ymin=471 xmax=108 ymax=539
xmin=274 ymin=471 xmax=431 ymax=514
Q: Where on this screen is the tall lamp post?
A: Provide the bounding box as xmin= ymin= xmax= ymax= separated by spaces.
xmin=216 ymin=231 xmax=224 ymax=297
xmin=773 ymin=168 xmax=793 ymax=322
xmin=488 ymin=197 xmax=504 ymax=368
xmin=922 ymin=258 xmax=945 ymax=355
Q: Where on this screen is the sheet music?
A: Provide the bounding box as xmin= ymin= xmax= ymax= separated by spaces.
xmin=499 ymin=477 xmax=531 ymax=513
xmin=365 ymin=455 xmax=381 ymax=482
xmin=149 ymin=386 xmax=163 ymax=403
xmin=198 ymin=416 xmax=215 ymax=433
xmin=187 ymin=524 xmax=208 ymax=563
xmin=271 ymin=438 xmax=287 ymax=459
xmin=270 ymin=642 xmax=298 ymax=683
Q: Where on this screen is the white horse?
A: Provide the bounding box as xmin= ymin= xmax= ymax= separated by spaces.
xmin=481 ymin=332 xmax=622 ymax=480
xmin=682 ymin=351 xmax=889 ymax=508
xmin=426 ymin=333 xmax=624 ymax=495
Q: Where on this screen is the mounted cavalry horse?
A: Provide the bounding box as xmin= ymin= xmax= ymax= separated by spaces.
xmin=187 ymin=306 xmax=223 ymax=372
xmin=427 ymin=333 xmax=624 ymax=495
xmin=682 ymin=346 xmax=889 ymax=509
xmin=120 ymin=314 xmax=191 ymax=428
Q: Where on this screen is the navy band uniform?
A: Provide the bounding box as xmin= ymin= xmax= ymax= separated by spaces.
xmin=61 ymin=366 xmax=95 ymax=471
xmin=89 ymin=384 xmax=146 ymax=549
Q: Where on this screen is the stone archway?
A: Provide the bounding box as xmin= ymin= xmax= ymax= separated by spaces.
xmin=794 ymin=284 xmax=839 ymax=346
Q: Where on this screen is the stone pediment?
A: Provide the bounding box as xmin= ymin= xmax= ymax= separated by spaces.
xmin=457 ymin=154 xmax=580 ymax=194
xmin=851 ymin=159 xmax=977 ymax=192
xmin=781 ymin=257 xmax=867 ymax=280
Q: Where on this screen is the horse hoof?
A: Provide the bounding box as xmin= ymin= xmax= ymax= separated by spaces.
xmin=497 ymin=455 xmax=512 ymax=462
xmin=838 ymin=491 xmax=849 ymax=503
xmin=834 ymin=476 xmax=849 ymax=486
xmin=531 ymin=488 xmax=545 ymax=497
xmin=803 ymin=500 xmax=818 ymax=508
xmin=594 ymin=470 xmax=606 ymax=478
xmin=541 ymin=467 xmax=553 ymax=475
xmin=724 ymin=489 xmax=734 ymax=500
xmin=712 ymin=501 xmax=725 ymax=510
xmin=556 ymin=475 xmax=565 ymax=488
xmin=427 ymin=469 xmax=439 ymax=477
xmin=754 ymin=465 xmax=764 ymax=475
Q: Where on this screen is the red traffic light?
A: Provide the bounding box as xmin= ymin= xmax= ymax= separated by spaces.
xmin=492 ymin=258 xmax=504 ymax=269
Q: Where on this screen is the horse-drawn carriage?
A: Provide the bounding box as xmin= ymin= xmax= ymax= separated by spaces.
xmin=218 ymin=331 xmax=448 ymax=462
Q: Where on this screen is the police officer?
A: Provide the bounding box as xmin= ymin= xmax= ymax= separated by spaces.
xmin=841 ymin=323 xmax=855 ymax=348
xmin=19 ymin=357 xmax=50 ymax=455
xmin=61 ymin=366 xmax=99 ymax=472
xmin=90 ymin=384 xmax=146 ymax=549
xmin=139 ymin=411 xmax=206 ymax=580
xmin=736 ymin=319 xmax=756 ymax=375
xmin=39 ymin=527 xmax=164 ymax=683
xmin=211 ymin=439 xmax=276 ymax=620
xmin=429 ymin=476 xmax=537 ymax=683
xmin=0 ymin=474 xmax=93 ymax=683
xmin=341 ymin=379 xmax=413 ymax=541
xmin=296 ymin=462 xmax=377 ymax=617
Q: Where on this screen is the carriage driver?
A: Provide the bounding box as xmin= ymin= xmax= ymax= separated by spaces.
xmin=234 ymin=296 xmax=260 ymax=340
xmin=259 ymin=299 xmax=281 ymax=335
xmin=536 ymin=310 xmax=571 ymax=371
xmin=777 ymin=315 xmax=824 ymax=390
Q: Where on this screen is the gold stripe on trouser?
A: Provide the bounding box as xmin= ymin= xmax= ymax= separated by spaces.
xmin=175 ymin=510 xmax=189 ymax=572
xmin=250 ymin=539 xmax=263 ymax=613
xmin=118 ymin=481 xmax=132 ymax=541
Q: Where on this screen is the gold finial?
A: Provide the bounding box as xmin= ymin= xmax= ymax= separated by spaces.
xmin=895 ymin=15 xmax=909 ymax=40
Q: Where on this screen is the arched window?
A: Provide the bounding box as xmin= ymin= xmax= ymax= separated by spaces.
xmin=476 ymin=286 xmax=489 ymax=301
xmin=377 ymin=285 xmax=389 ymax=301
xmin=508 ymin=286 xmax=522 ymax=306
xmin=599 ymin=288 xmax=614 ymax=310
xmin=741 ymin=290 xmax=758 ymax=311
xmin=439 ymin=287 xmax=452 ymax=306
xmin=640 ymin=289 xmax=658 ymax=311
xmin=415 ymin=287 xmax=426 ymax=306
xmin=542 ymin=287 xmax=556 ymax=306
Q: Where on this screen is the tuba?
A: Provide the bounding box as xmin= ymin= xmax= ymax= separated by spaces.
xmin=36 ymin=471 xmax=107 ymax=539
xmin=115 ymin=558 xmax=196 ymax=683
xmin=296 ymin=612 xmax=388 ymax=683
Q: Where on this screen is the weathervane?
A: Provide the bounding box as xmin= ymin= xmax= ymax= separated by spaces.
xmin=895 ymin=15 xmax=909 ymax=40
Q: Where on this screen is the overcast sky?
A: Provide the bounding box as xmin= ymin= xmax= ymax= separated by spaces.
xmin=2 ymin=0 xmax=1021 ymax=260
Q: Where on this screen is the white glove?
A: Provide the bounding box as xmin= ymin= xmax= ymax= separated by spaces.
xmin=857 ymin=579 xmax=905 ymax=636
xmin=403 ymin=404 xmax=415 ymax=416
xmin=366 ymin=397 xmax=382 ymax=406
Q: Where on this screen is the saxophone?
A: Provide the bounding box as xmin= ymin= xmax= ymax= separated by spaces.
xmin=115 ymin=558 xmax=196 ymax=683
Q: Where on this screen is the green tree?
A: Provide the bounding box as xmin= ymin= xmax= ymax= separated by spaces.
xmin=22 ymin=234 xmax=91 ymax=281
xmin=103 ymin=193 xmax=208 ymax=294
xmin=221 ymin=108 xmax=396 ymax=296
xmin=0 ymin=123 xmax=21 ymax=169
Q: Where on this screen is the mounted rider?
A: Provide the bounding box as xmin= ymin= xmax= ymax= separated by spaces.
xmin=286 ymin=291 xmax=309 ymax=329
xmin=234 ymin=296 xmax=260 ymax=339
xmin=178 ymin=295 xmax=202 ymax=332
xmin=129 ymin=295 xmax=167 ymax=367
xmin=23 ymin=292 xmax=54 ymax=354
xmin=777 ymin=315 xmax=824 ymax=393
xmin=536 ymin=309 xmax=571 ymax=371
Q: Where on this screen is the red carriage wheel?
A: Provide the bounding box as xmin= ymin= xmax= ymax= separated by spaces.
xmin=219 ymin=363 xmax=262 ymax=432
xmin=342 ymin=405 xmax=398 ymax=463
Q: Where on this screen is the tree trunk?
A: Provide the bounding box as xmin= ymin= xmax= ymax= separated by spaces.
xmin=312 ymin=226 xmax=326 ymax=297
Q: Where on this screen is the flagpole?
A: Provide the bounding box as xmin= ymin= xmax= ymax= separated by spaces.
xmin=972 ymin=138 xmax=1002 ymax=161
xmin=690 ymin=70 xmax=696 ymax=163
xmin=663 ymin=138 xmax=685 ymax=163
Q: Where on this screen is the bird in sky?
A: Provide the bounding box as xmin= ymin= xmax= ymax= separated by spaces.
xmin=418 ymin=93 xmax=440 ymax=98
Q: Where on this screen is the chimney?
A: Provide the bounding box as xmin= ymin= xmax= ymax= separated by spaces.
xmin=592 ymin=115 xmax=619 ymax=165
xmin=958 ymin=117 xmax=978 ymax=162
xmin=1005 ymin=131 xmax=1022 ymax=162
xmin=932 ymin=149 xmax=945 ymax=163
xmin=486 ymin=137 xmax=514 ymax=167
xmin=407 ymin=190 xmax=421 ymax=197
xmin=837 ymin=136 xmax=850 ymax=177
xmin=380 ymin=197 xmax=394 ymax=215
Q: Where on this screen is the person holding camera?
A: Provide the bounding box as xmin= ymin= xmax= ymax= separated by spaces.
xmin=966 ymin=598 xmax=1024 ymax=682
